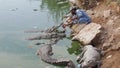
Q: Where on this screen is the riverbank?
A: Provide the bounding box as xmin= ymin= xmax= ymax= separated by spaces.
xmin=69 ymin=0 xmax=120 ymax=68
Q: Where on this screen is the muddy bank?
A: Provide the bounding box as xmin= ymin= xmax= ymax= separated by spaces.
xmin=69 ymin=0 xmax=120 ymax=68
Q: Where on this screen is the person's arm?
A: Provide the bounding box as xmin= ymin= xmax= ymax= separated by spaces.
xmin=76 ymin=9 xmax=82 ymax=18
xmin=62 ymin=22 xmax=72 ymax=28
xmin=71 ymin=15 xmax=78 ymax=20
xmin=62 ymin=17 xmax=73 ymax=28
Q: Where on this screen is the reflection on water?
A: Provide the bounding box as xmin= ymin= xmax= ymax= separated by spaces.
xmin=40 ymin=0 xmax=70 ymax=23
xmin=0 ymin=0 xmax=80 ymax=68
xmin=67 ymin=41 xmax=82 ymax=55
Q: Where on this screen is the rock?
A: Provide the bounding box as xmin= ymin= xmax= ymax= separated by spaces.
xmin=103 ymin=9 xmax=111 ymax=19
xmin=106 ymin=55 xmax=112 ymax=59
xmin=102 ymin=43 xmax=111 ymax=50
xmin=111 ymin=16 xmax=119 ymax=20
xmin=97 ymin=2 xmax=100 ymax=6
xmin=115 ymin=27 xmax=120 ymax=32
xmin=106 ymin=19 xmax=114 ymax=26
xmin=86 ymin=10 xmax=94 ymax=15
xmin=71 ymin=23 xmax=87 ymax=34
xmin=109 ymin=2 xmax=120 ymax=14
xmin=94 ymin=11 xmax=99 ymax=18
xmin=72 ymin=23 xmax=102 ymax=45
xmin=102 ymin=34 xmax=114 ymax=50
xmin=111 ymin=42 xmax=120 ymax=50
xmin=116 ymin=6 xmax=120 ymax=14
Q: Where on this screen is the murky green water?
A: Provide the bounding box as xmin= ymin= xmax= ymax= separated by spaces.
xmin=0 ymin=0 xmax=80 ymax=68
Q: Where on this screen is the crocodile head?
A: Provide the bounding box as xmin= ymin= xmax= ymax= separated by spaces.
xmin=81 ymin=60 xmax=96 ymax=68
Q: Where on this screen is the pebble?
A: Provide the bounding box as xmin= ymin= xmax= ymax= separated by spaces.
xmin=106 ymin=19 xmax=114 ymax=25
xmin=106 ymin=55 xmax=112 ymax=59
xmin=86 ymin=10 xmax=94 ymax=15
xmin=103 ymin=9 xmax=111 ymax=18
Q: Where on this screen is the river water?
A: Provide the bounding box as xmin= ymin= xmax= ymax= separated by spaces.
xmin=0 ymin=0 xmax=80 ymax=68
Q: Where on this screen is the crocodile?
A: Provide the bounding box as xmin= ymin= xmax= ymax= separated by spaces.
xmin=28 ymin=32 xmax=66 ymax=40
xmin=41 ymin=23 xmax=64 ymax=33
xmin=77 ymin=45 xmax=101 ymax=68
xmin=25 ymin=23 xmax=65 ymax=33
xmin=27 ymin=23 xmax=66 ymax=40
xmin=35 ymin=38 xmax=61 ymax=45
xmin=26 ymin=23 xmax=75 ymax=68
xmin=36 ymin=44 xmax=75 ymax=68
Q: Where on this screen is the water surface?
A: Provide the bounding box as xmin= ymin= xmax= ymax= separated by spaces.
xmin=0 ymin=0 xmax=80 ymax=68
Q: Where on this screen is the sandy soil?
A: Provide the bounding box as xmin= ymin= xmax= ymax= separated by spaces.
xmin=88 ymin=1 xmax=120 ymax=68
xmin=69 ymin=0 xmax=120 ymax=67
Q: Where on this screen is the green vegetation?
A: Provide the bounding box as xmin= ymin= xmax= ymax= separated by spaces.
xmin=40 ymin=0 xmax=70 ymax=23
xmin=67 ymin=41 xmax=82 ymax=55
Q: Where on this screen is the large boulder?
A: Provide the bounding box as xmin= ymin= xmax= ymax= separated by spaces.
xmin=72 ymin=23 xmax=102 ymax=45
xmin=71 ymin=23 xmax=87 ymax=34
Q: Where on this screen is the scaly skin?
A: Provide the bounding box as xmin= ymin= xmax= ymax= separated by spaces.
xmin=28 ymin=32 xmax=66 ymax=40
xmin=36 ymin=44 xmax=75 ymax=68
xmin=77 ymin=45 xmax=101 ymax=68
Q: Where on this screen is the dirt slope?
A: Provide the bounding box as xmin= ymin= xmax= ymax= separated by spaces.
xmin=87 ymin=1 xmax=120 ymax=68
xmin=70 ymin=0 xmax=120 ymax=67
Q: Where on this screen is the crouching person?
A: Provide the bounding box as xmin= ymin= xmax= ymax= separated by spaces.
xmin=62 ymin=7 xmax=91 ymax=28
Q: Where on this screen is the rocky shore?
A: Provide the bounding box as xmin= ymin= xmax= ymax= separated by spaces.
xmin=69 ymin=0 xmax=120 ymax=68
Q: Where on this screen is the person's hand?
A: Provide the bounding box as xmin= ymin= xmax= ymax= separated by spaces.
xmin=72 ymin=15 xmax=78 ymax=20
xmin=62 ymin=23 xmax=67 ymax=28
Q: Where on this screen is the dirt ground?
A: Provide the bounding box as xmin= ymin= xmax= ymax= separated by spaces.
xmin=70 ymin=0 xmax=120 ymax=67
xmin=87 ymin=0 xmax=120 ymax=68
